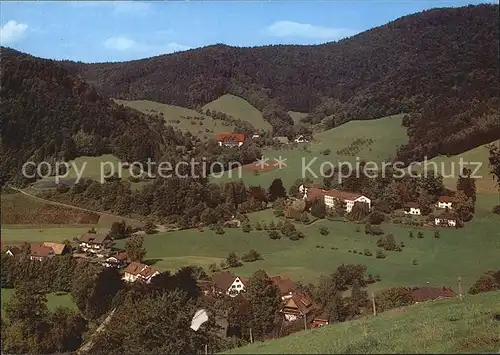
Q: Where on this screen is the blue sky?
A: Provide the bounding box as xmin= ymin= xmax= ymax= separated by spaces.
xmin=0 ymin=0 xmax=495 ymax=63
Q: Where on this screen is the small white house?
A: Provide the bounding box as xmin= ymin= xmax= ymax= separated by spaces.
xmin=436 ymin=196 xmax=454 ymax=209
xmin=123 ymin=262 xmax=160 ymax=283
xmin=294 ymin=135 xmax=309 ymax=143
xmin=403 ymin=203 xmax=421 ymax=215
xmin=434 ymin=211 xmax=457 ymax=227
xmin=212 ymin=271 xmax=246 ymax=297
xmin=301 ymin=185 xmax=371 ymax=213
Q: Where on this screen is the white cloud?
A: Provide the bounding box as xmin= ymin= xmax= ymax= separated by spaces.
xmin=103 ymin=36 xmax=190 ymax=55
xmin=1 ymin=20 xmax=28 ymax=45
xmin=266 ymin=21 xmax=356 ymax=41
xmin=104 ymin=36 xmax=136 ymax=51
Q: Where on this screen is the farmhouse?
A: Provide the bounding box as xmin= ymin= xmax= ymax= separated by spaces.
xmin=211 ymin=271 xmax=246 ymax=297
xmin=103 ymin=251 xmax=129 ymax=268
xmin=403 ymin=202 xmax=421 ymax=215
xmin=79 ymin=233 xmax=112 ymax=253
xmin=294 ymin=135 xmax=309 ymax=143
xmin=410 ymin=286 xmax=457 ymax=303
xmin=271 ymin=276 xmax=297 ymax=300
xmin=273 ymin=136 xmax=289 ymax=145
xmin=311 ymin=313 xmax=329 ymax=328
xmin=281 ymin=292 xmax=313 ymax=322
xmin=42 ymin=242 xmax=70 ymax=255
xmin=301 ymin=185 xmax=371 ymax=213
xmin=29 ymin=244 xmax=55 ymax=261
xmin=215 ymin=133 xmax=245 ymax=148
xmin=123 ymin=262 xmax=160 ymax=283
xmin=5 ymin=247 xmax=21 ymax=257
xmin=434 ymin=210 xmax=458 ymax=227
xmin=436 ymin=196 xmax=454 ymax=209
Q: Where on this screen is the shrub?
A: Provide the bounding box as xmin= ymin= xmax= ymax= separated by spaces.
xmin=367 ymin=274 xmax=376 ymax=283
xmin=434 ymin=231 xmax=440 ymax=238
xmin=400 ymin=241 xmax=405 ymax=248
xmin=408 ymin=231 xmax=414 ymax=238
xmin=353 ymin=250 xmax=358 ymax=254
xmin=355 ymin=226 xmax=361 ymax=233
xmin=376 ymin=249 xmax=386 ymax=259
xmin=375 ymin=275 xmax=382 ymax=282
xmin=215 ymin=226 xmax=225 ymax=235
xmin=375 ymin=287 xmax=414 ymax=312
xmin=364 ymin=249 xmax=372 ymax=256
xmin=412 ymin=259 xmax=418 ymax=265
xmin=226 ymin=252 xmax=242 ymax=268
xmin=322 ymin=149 xmax=331 ymax=155
xmin=242 ymin=223 xmax=252 ymax=233
xmin=377 ymin=234 xmax=397 ymax=251
xmin=468 ymin=270 xmax=500 ymax=295
xmin=319 ymin=227 xmax=329 ymax=236
xmin=254 ymin=222 xmax=263 ymax=231
xmin=268 ymin=230 xmax=281 ymax=240
xmin=493 ymin=205 xmax=500 ymax=214
xmin=241 ymin=249 xmax=263 ymax=262
xmin=368 ymin=211 xmax=385 ymax=225
xmin=417 ymin=231 xmax=424 ymax=239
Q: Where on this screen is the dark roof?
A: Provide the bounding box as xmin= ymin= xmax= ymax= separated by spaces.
xmin=215 ymin=133 xmax=245 ymax=142
xmin=438 ymin=196 xmax=455 ymax=203
xmin=282 ymin=293 xmax=313 ymax=315
xmin=124 ymin=262 xmax=159 ymax=278
xmin=271 ymin=276 xmax=296 ymax=295
xmin=80 ymin=233 xmax=110 ymax=244
xmin=411 ymin=286 xmax=457 ymax=302
xmin=404 ymin=202 xmax=420 ymax=208
xmin=212 ymin=271 xmax=237 ymax=291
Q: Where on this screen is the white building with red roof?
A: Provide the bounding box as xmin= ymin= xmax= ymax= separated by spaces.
xmin=300 ymin=185 xmax=371 ymax=213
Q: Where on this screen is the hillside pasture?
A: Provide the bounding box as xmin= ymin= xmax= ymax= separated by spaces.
xmin=1 ymin=289 xmax=77 ymax=316
xmin=114 ymin=99 xmax=235 ymax=137
xmin=224 ymin=291 xmax=500 ymax=354
xmin=203 ymin=94 xmax=272 ymax=131
xmin=113 ymin=194 xmax=499 ymax=292
xmin=212 ymin=114 xmax=408 ymax=188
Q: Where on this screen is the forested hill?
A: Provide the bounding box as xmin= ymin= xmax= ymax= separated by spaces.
xmin=0 ymin=48 xmax=180 ymax=186
xmin=63 ymin=4 xmax=499 ymax=162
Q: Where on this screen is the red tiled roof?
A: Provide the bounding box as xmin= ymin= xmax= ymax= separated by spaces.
xmin=411 ymin=286 xmax=457 ymax=302
xmin=215 ymin=133 xmax=245 ymax=142
xmin=325 ymin=189 xmax=363 ymax=201
xmin=438 ymin=196 xmax=455 ymax=203
xmin=30 ymin=244 xmax=54 ymax=258
xmin=282 ymin=292 xmax=313 ymax=315
xmin=305 ymin=187 xmax=326 ymax=201
xmin=124 ymin=262 xmax=158 ymax=279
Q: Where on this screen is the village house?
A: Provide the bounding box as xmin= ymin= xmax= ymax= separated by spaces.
xmin=410 ymin=286 xmax=457 ymax=303
xmin=215 ymin=133 xmax=245 ymax=148
xmin=5 ymin=247 xmax=21 ymax=257
xmin=211 ymin=271 xmax=246 ymax=297
xmin=403 ymin=202 xmax=421 ymax=215
xmin=436 ymin=196 xmax=454 ymax=209
xmin=273 ymin=136 xmax=289 ymax=145
xmin=42 ymin=242 xmax=70 ymax=256
xmin=294 ymin=135 xmax=309 ymax=143
xmin=311 ymin=313 xmax=329 ymax=328
xmin=103 ymin=251 xmax=129 ymax=268
xmin=301 ymin=185 xmax=371 ymax=213
xmin=79 ymin=233 xmax=112 ymax=253
xmin=434 ymin=210 xmax=458 ymax=227
xmin=251 ymin=132 xmax=260 ymax=139
xmin=123 ymin=261 xmax=160 ymax=284
xmin=29 ymin=244 xmax=55 ymax=261
xmin=281 ymin=292 xmax=313 ymax=322
xmin=271 ymin=276 xmax=297 ymax=300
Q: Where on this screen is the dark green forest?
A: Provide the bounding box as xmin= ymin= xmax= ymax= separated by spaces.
xmin=60 ymin=4 xmax=499 ymax=161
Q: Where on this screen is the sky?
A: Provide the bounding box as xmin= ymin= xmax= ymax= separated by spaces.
xmin=0 ymin=0 xmax=496 ymax=63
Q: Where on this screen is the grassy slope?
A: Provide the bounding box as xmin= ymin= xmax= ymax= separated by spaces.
xmin=425 ymin=141 xmax=498 ymax=194
xmin=114 ymin=98 xmax=234 ymax=137
xmin=1 ymin=289 xmax=77 ymax=316
xmin=213 ymin=114 xmax=408 ymax=188
xmin=202 ymin=94 xmax=272 ymax=131
xmin=224 ymin=291 xmax=500 ymax=354
xmin=113 ymin=194 xmax=499 ymax=292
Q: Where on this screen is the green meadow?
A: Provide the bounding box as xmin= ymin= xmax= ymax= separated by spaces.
xmin=224 ymin=290 xmax=500 ymax=354
xmin=1 ymin=289 xmax=77 ymax=316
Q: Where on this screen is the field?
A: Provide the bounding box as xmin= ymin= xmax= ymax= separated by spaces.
xmin=425 ymin=141 xmax=499 ymax=194
xmin=202 ymin=94 xmax=272 ymax=131
xmin=288 ymin=111 xmax=308 ymax=125
xmin=114 ymin=194 xmax=499 ymax=292
xmin=114 ymin=99 xmax=235 ymax=138
xmin=213 ymin=114 xmax=409 ymax=189
xmin=1 ymin=289 xmax=77 ymax=316
xmin=225 ymin=290 xmax=500 ymax=354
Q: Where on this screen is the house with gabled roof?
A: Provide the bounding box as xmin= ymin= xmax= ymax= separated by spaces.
xmin=436 ymin=196 xmax=455 ymax=209
xmin=301 ymin=185 xmax=371 ymax=213
xmin=123 ymin=261 xmax=160 ymax=284
xmin=410 ymin=286 xmax=457 ymax=303
xmin=211 ymin=271 xmax=246 ymax=297
xmin=271 ymin=276 xmax=297 ymax=300
xmin=216 ymin=133 xmax=245 ymax=148
xmin=79 ymin=232 xmax=112 ymax=253
xmin=434 ymin=210 xmax=458 ymax=227
xmin=103 ymin=251 xmax=130 ymax=268
xmin=42 ymin=242 xmax=70 ymax=255
xmin=281 ymin=292 xmax=314 ymax=322
xmin=403 ymin=202 xmax=421 ymax=215
xmin=29 ymin=244 xmax=55 ymax=261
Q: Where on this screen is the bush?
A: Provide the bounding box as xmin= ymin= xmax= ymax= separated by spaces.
xmin=242 ymin=223 xmax=252 ymax=233
xmin=376 ymin=249 xmax=386 ymax=259
xmin=375 ymin=274 xmax=382 ymax=282
xmin=468 ymin=270 xmax=500 ymax=294
xmin=408 ymin=231 xmax=414 ymax=238
xmin=226 ymin=252 xmax=242 ymax=268
xmin=377 ymin=234 xmax=397 ymax=251
xmin=319 ymin=227 xmax=329 ymax=236
xmin=254 ymin=222 xmax=263 ymax=231
xmin=355 ymin=226 xmax=361 ymax=233
xmin=322 ymin=149 xmax=331 ymax=155
xmin=493 ymin=205 xmax=500 ymax=214
xmin=364 ymin=249 xmax=372 ymax=256
xmin=368 ymin=211 xmax=385 ymax=225
xmin=375 ymin=287 xmax=414 ymax=312
xmin=268 ymin=230 xmax=281 ymax=240
xmin=417 ymin=231 xmax=424 ymax=239
xmin=241 ymin=249 xmax=263 ymax=262
xmin=215 ymin=226 xmax=225 ymax=235
xmin=412 ymin=259 xmax=418 ymax=265
xmin=434 ymin=231 xmax=440 ymax=238
xmin=208 ymin=263 xmax=220 ymax=273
